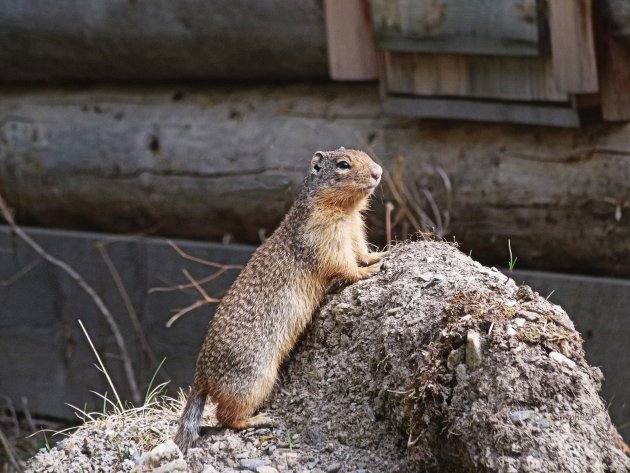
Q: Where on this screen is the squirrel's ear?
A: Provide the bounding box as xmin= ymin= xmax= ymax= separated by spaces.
xmin=311 ymin=151 xmax=324 ymax=174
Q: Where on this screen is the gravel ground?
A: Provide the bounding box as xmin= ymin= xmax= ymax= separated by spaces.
xmin=25 ymin=241 xmax=630 ymax=472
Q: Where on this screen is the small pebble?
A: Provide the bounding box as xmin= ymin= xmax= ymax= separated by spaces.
xmin=333 ymin=303 xmax=352 ymax=315
xmin=516 ymin=285 xmax=535 ymax=301
xmin=325 ymin=463 xmax=342 ymax=473
xmin=509 ymin=410 xmax=534 ymax=423
xmin=532 ymin=416 xmax=549 ymax=429
xmin=466 ymin=330 xmax=482 ymax=370
xmin=513 ymin=317 xmax=526 ymax=327
xmin=256 ymin=467 xmax=279 ymax=473
xmin=447 ymin=346 xmax=464 ymax=370
xmin=240 ymin=458 xmax=270 ymax=471
xmin=518 ymin=310 xmax=540 ymax=321
xmin=455 ymin=363 xmax=467 ymax=381
xmin=549 ymin=351 xmax=576 ymax=368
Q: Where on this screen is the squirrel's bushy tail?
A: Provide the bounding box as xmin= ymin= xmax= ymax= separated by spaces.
xmin=174 ymin=387 xmax=207 ymax=454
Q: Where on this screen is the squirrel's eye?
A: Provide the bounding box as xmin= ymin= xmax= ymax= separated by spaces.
xmin=336 ymin=161 xmax=351 ymax=170
xmin=313 ymin=164 xmax=321 ymax=172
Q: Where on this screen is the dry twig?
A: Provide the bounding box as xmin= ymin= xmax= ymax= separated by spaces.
xmin=385 ymin=202 xmax=395 ymax=248
xmin=0 ymin=426 xmax=21 ymax=472
xmin=165 ymin=270 xmax=222 ymax=328
xmin=167 ymin=241 xmax=242 ymax=271
xmin=97 ymin=242 xmax=162 ymax=373
xmin=1 ymin=259 xmax=41 ymax=287
xmin=159 ymin=242 xmax=242 ymax=328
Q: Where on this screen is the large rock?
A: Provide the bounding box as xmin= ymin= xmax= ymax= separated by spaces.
xmin=24 ymin=241 xmax=630 ymax=472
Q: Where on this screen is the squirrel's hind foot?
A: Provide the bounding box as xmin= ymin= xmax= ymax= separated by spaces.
xmin=225 ymin=414 xmax=274 ymax=430
xmin=245 ymin=413 xmax=274 ymax=428
xmin=218 ymin=408 xmax=274 ymax=430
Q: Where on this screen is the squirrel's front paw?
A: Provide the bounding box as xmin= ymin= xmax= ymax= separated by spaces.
xmin=357 ymin=262 xmax=382 ymax=280
xmin=367 ymin=251 xmax=389 ymax=265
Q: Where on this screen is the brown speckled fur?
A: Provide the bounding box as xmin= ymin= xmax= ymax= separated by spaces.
xmin=174 ymin=148 xmax=386 ymax=453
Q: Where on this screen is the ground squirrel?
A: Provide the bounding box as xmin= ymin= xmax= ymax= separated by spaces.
xmin=174 ymin=148 xmax=387 ymax=453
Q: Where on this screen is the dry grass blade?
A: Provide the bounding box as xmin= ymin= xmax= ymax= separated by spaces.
xmin=0 ymin=427 xmax=22 ymax=472
xmin=20 ymin=397 xmax=36 ymax=434
xmin=385 ymin=202 xmax=395 ymax=248
xmin=78 ymin=320 xmax=123 ymax=410
xmin=381 ymin=170 xmax=422 ymax=231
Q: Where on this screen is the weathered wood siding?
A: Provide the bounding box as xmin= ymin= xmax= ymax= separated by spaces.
xmin=369 ymin=0 xmax=543 ymax=56
xmin=384 ymin=53 xmax=567 ymax=101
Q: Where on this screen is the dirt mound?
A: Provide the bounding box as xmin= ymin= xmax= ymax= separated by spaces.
xmin=26 ymin=241 xmax=629 ymax=472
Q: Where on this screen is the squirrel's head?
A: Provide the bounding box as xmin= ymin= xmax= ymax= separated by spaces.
xmin=307 ymin=147 xmax=382 ymax=210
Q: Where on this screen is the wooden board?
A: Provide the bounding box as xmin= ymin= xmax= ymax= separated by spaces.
xmin=548 ymin=0 xmax=599 ymax=93
xmin=324 ymin=0 xmax=378 ymax=80
xmin=600 ymin=0 xmax=630 ymax=41
xmin=595 ymin=2 xmax=630 ymax=121
xmin=384 ymin=52 xmax=569 ymax=102
xmin=383 ymin=96 xmax=581 ymax=127
xmin=370 ymin=0 xmax=543 ymax=56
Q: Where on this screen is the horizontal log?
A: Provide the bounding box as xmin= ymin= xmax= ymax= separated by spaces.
xmin=0 ymin=0 xmax=328 ymax=82
xmin=1 ymin=84 xmax=630 ymax=277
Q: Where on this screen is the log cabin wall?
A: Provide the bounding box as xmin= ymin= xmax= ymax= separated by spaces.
xmin=1 ymin=0 xmax=629 ymax=276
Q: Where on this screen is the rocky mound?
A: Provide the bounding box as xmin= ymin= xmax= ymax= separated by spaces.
xmin=26 ymin=241 xmax=630 ymax=472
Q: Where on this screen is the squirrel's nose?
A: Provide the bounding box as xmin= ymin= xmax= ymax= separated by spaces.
xmin=371 ymin=165 xmax=382 ymax=181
